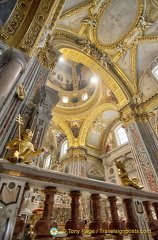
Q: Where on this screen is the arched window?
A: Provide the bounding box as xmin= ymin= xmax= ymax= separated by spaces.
xmin=115 ymin=125 xmax=128 ymax=146
xmin=60 ymin=140 xmax=68 ymax=157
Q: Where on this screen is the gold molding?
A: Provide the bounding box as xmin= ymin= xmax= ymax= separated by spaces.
xmin=138 ymin=36 xmax=158 ymax=43
xmin=113 ymin=65 xmax=135 ymax=96
xmin=18 ymin=0 xmax=66 ymax=56
xmin=0 ymin=0 xmax=66 ymax=56
xmin=52 ymin=116 xmax=74 ymax=146
xmin=131 ymin=45 xmax=138 ymax=93
xmin=0 ymin=0 xmax=34 ymax=45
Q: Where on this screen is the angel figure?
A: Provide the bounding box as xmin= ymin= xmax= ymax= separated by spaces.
xmin=115 ymin=161 xmax=143 ymax=189
xmin=6 ymin=129 xmax=44 ymax=164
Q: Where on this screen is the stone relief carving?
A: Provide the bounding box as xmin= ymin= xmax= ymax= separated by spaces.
xmin=87 ymin=163 xmax=104 ymax=179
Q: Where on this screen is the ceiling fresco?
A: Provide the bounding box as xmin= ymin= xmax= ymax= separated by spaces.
xmin=50 ymin=59 xmax=96 ymax=91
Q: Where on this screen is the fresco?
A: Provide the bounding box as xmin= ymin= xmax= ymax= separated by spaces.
xmin=76 ymin=63 xmax=93 ymax=90
xmin=66 ymin=120 xmax=83 ymax=138
xmin=0 ymin=0 xmax=17 ymax=27
xmin=51 ymin=60 xmax=94 ymax=91
xmin=103 ymin=87 xmax=118 ymax=103
xmin=105 ymin=132 xmax=115 ymax=152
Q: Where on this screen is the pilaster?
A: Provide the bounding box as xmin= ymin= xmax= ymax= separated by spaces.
xmin=119 ymin=98 xmax=158 ymax=193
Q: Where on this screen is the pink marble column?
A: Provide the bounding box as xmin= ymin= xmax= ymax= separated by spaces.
xmin=65 ymin=191 xmax=85 ymax=237
xmin=108 ymin=197 xmax=124 ymax=240
xmin=34 ymin=187 xmax=57 ymax=239
xmin=143 ymin=201 xmax=158 ymax=240
xmin=123 ymin=199 xmax=139 ymax=240
xmin=89 ymin=194 xmax=107 ymax=240
xmin=0 ymin=52 xmax=27 ymax=103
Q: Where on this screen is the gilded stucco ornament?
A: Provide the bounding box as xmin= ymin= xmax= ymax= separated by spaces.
xmin=37 ymin=45 xmax=58 ymax=71
xmin=118 ymin=94 xmax=153 ymax=127
xmin=115 ymin=161 xmax=143 ymax=189
xmin=78 ymin=1 xmax=99 ymax=43
xmin=16 ymin=84 xmax=26 ymax=100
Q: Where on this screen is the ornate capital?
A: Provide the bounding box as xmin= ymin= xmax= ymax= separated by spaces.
xmin=67 ymin=146 xmax=87 ymax=163
xmin=119 ymin=96 xmax=149 ymax=127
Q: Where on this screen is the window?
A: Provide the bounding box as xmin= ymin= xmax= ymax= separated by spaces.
xmin=82 ymin=93 xmax=88 ymax=101
xmin=115 ymin=126 xmax=128 ymax=145
xmin=62 ymin=96 xmax=69 ymax=103
xmin=44 ymin=155 xmax=51 ymax=169
xmin=60 ymin=140 xmax=68 ymax=157
xmin=152 ymin=65 xmax=158 ymax=79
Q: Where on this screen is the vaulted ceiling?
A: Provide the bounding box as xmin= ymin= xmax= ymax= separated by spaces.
xmin=0 ymin=0 xmax=158 ymax=154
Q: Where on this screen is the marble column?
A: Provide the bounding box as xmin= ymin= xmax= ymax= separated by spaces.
xmin=89 ymin=194 xmax=107 ymax=239
xmin=66 ymin=147 xmax=87 ymax=177
xmin=123 ymin=199 xmax=139 ymax=240
xmin=126 ymin=121 xmax=158 ymax=193
xmin=108 ymin=197 xmax=124 ymax=240
xmin=143 ymin=201 xmax=158 ymax=240
xmin=0 ymin=52 xmax=27 ymax=105
xmin=65 ymin=191 xmax=85 ymax=237
xmin=34 ymin=187 xmax=57 ymax=239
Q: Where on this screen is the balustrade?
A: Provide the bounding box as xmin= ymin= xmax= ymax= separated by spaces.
xmin=0 ymin=159 xmax=158 ymax=240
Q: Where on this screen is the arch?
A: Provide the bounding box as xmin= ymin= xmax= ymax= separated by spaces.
xmin=53 ymin=116 xmax=74 ymax=146
xmin=78 ymin=103 xmax=118 ymax=146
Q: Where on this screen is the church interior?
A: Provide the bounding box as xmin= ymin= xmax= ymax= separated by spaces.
xmin=0 ymin=0 xmax=158 ymax=239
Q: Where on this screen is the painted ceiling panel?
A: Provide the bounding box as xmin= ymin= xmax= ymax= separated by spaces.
xmin=97 ymin=0 xmax=138 ymax=44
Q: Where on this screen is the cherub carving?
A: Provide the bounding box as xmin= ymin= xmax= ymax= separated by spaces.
xmin=115 ymin=161 xmax=143 ymax=189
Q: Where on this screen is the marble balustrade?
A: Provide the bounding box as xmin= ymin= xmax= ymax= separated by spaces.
xmin=0 ymin=159 xmax=158 ymax=240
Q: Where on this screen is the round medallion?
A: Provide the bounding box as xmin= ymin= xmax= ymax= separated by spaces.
xmin=138 ymin=152 xmax=148 ymax=162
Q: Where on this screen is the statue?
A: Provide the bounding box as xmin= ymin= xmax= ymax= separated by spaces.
xmin=16 ymin=84 xmax=26 ymax=100
xmin=5 ymin=115 xmax=44 ymax=164
xmin=115 ymin=161 xmax=143 ymax=189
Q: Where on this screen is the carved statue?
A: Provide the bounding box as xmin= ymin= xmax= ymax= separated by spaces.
xmin=78 ymin=1 xmax=98 ymax=42
xmin=6 ymin=129 xmax=44 ymax=164
xmin=138 ymin=16 xmax=155 ymax=31
xmin=115 ymin=161 xmax=143 ymax=189
xmin=16 ymin=84 xmax=26 ymax=100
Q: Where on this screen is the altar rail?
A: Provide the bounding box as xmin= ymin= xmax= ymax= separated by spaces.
xmin=0 ymin=159 xmax=158 ymax=240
